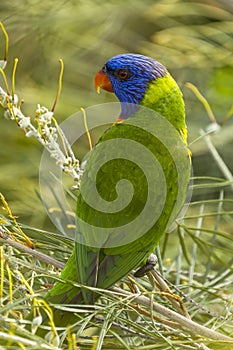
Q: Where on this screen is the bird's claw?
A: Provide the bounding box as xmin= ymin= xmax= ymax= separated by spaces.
xmin=134 ymin=253 xmax=157 ymax=277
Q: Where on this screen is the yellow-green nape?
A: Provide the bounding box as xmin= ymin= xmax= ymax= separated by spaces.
xmin=141 ymin=73 xmax=187 ymax=140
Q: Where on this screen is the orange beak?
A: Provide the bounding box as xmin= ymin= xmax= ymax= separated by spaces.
xmin=94 ymin=70 xmax=114 ymax=94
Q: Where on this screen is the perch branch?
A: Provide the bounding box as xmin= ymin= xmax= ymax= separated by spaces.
xmin=0 ymin=236 xmax=64 ymax=269
xmin=109 ymin=286 xmax=233 ymax=342
xmin=1 ymin=235 xmax=232 ymax=343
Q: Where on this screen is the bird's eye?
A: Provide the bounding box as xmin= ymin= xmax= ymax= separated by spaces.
xmin=117 ymin=69 xmax=129 ymax=80
xmin=102 ymin=65 xmax=107 ymax=74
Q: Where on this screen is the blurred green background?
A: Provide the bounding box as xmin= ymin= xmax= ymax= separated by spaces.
xmin=0 ymin=0 xmax=232 ymax=232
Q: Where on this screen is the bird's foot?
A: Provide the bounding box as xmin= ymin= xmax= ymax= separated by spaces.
xmin=134 ymin=254 xmax=190 ymax=318
xmin=134 ymin=253 xmax=157 ymax=278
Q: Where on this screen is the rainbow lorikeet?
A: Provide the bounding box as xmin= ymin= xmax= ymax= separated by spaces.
xmin=41 ymin=54 xmax=191 ymax=325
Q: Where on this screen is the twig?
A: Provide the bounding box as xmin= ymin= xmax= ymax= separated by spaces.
xmin=1 ymin=235 xmax=232 ymax=343
xmin=0 ymin=192 xmax=34 ymax=248
xmin=0 ymin=22 xmax=8 ymax=63
xmin=109 ymin=286 xmax=233 ymax=342
xmin=150 ymin=269 xmax=190 ymax=318
xmin=186 ymin=83 xmax=217 ymax=124
xmin=189 ymin=204 xmax=204 ymax=290
xmin=0 ymin=331 xmax=61 ymax=349
xmin=200 ymin=129 xmax=233 ymax=192
xmin=81 ymin=107 xmax=93 ymax=151
xmin=0 ymin=236 xmax=64 ymax=269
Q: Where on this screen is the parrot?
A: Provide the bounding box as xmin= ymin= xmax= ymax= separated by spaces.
xmin=35 ymin=53 xmax=191 ymax=328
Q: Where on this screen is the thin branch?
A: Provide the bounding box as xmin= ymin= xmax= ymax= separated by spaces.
xmin=0 ymin=236 xmax=64 ymax=269
xmin=1 ymin=235 xmax=232 ymax=343
xmin=186 ymin=83 xmax=217 ymax=124
xmin=81 ymin=107 xmax=93 ymax=151
xmin=51 ymin=58 xmax=64 ymax=112
xmin=0 ymin=331 xmax=61 ymax=349
xmin=109 ymin=286 xmax=233 ymax=342
xmin=200 ymin=129 xmax=233 ymax=192
xmin=0 ymin=22 xmax=9 ymax=62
